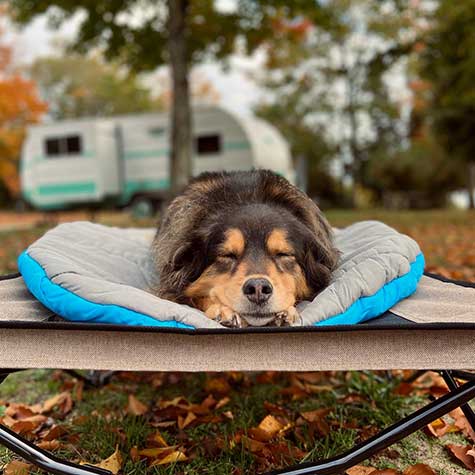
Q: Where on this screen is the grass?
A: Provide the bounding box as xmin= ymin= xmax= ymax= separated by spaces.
xmin=1 ymin=370 xmax=455 ymax=474
xmin=0 ymin=209 xmax=474 ymax=473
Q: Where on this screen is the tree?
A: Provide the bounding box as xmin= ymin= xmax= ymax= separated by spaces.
xmin=0 ymin=14 xmax=46 ymax=199
xmin=11 ymin=1 xmax=331 ymax=194
xmin=256 ymin=0 xmax=414 ymax=206
xmin=420 ymin=0 xmax=475 ymax=209
xmin=31 ymin=55 xmax=163 ymax=120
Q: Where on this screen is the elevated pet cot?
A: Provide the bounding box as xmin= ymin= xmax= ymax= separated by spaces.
xmin=1 ymin=221 xmax=475 ymax=475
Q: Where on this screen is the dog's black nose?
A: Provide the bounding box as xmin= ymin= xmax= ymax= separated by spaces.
xmin=242 ymin=278 xmax=273 ymax=305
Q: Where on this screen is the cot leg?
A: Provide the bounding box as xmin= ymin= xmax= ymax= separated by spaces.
xmin=265 ymin=378 xmax=475 ymax=475
xmin=440 ymin=370 xmax=475 ymax=433
xmin=0 ymin=370 xmax=111 ymax=475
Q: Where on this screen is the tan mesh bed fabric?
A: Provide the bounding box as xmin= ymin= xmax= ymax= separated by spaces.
xmin=1 ymin=275 xmax=474 ymax=372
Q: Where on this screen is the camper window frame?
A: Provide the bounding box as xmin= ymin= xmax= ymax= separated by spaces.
xmin=44 ymin=135 xmax=83 ymax=158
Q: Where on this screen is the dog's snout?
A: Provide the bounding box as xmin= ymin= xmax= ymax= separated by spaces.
xmin=243 ymin=278 xmax=273 ymax=305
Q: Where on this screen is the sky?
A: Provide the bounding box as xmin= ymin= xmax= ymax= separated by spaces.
xmin=8 ymin=11 xmax=262 ymax=116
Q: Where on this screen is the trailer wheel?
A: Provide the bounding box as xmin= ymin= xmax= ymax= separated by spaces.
xmin=129 ymin=196 xmax=156 ymax=218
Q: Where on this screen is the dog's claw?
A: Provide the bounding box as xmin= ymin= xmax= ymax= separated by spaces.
xmin=271 ymin=307 xmax=301 ymax=327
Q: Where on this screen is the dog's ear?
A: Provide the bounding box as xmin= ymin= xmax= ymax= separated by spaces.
xmin=158 ymin=234 xmax=209 ymax=303
xmin=302 ymin=233 xmax=339 ymax=299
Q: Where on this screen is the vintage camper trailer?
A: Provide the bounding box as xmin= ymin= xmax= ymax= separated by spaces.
xmin=20 ymin=105 xmax=294 ymax=211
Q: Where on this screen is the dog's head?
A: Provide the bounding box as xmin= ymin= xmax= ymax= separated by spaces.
xmin=171 ymin=203 xmax=336 ymax=326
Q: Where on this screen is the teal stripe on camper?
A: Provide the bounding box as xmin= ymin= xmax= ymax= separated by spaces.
xmin=124 ymin=179 xmax=170 ymax=194
xmin=124 ymin=149 xmax=169 ymax=159
xmin=37 ymin=182 xmax=96 ymax=196
xmin=223 ymin=141 xmax=251 ymax=151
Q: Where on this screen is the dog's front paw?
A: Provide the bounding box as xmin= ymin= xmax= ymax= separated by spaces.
xmin=205 ymin=304 xmax=247 ymax=328
xmin=274 ymin=306 xmax=302 ymax=327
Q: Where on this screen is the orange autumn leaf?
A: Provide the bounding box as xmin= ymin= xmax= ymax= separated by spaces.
xmin=149 ymin=450 xmax=187 ymax=466
xmin=85 ymin=446 xmax=122 ymax=475
xmin=445 ymin=444 xmax=475 ymax=470
xmin=4 ymin=460 xmax=31 ymax=475
xmin=42 ymin=392 xmax=73 ymax=415
xmin=127 ymin=394 xmax=148 ymax=416
xmin=346 ymin=466 xmax=377 ymax=475
xmin=403 ymin=464 xmax=437 ymax=475
xmin=0 ymin=13 xmax=46 ymax=196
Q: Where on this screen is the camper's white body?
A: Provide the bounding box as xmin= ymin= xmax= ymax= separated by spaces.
xmin=21 ymin=106 xmax=294 ymax=210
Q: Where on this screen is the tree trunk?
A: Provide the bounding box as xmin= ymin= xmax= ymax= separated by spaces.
xmin=468 ymin=161 xmax=475 ymax=210
xmin=167 ymin=0 xmax=192 ymax=195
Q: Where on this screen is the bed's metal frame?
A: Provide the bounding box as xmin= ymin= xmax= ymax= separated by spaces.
xmin=1 ymin=369 xmax=475 ymax=475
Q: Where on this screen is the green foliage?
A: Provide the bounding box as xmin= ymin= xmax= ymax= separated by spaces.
xmin=365 ymin=136 xmax=465 ymax=208
xmin=421 ymin=0 xmax=475 ymax=161
xmin=10 ymin=1 xmax=332 ymax=72
xmin=31 ymin=55 xmax=163 ymax=119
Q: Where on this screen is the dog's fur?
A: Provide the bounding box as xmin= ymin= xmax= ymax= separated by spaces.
xmin=152 ymin=170 xmax=338 ymax=327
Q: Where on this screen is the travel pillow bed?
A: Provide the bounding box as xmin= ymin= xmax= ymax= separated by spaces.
xmin=18 ymin=220 xmax=424 ymax=329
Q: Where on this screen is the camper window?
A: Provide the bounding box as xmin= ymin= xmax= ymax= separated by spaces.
xmin=196 ymin=134 xmax=221 ymax=155
xmin=45 ymin=138 xmax=61 ymax=156
xmin=44 ymin=135 xmax=82 ymax=157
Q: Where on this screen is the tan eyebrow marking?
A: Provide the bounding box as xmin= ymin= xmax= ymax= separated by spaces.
xmin=221 ymin=228 xmax=245 ymax=256
xmin=266 ymin=229 xmax=294 ymax=255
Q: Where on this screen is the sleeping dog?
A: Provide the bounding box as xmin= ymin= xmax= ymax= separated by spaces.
xmin=152 ymin=170 xmax=338 ymax=327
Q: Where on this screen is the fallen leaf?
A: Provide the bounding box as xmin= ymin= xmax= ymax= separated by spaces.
xmin=37 ymin=440 xmax=61 ymax=451
xmin=301 ymin=408 xmax=330 ymax=422
xmin=445 ymin=444 xmax=475 ymax=470
xmin=371 ymin=470 xmax=400 ymax=475
xmin=346 ymin=465 xmax=377 ymax=475
xmin=216 ymin=396 xmax=230 ymax=409
xmin=137 ymin=447 xmax=176 ymax=459
xmin=258 ymin=415 xmax=284 ymax=437
xmin=10 ymin=415 xmax=47 ymax=435
xmin=403 ymin=464 xmax=437 ymax=475
xmin=41 ymin=425 xmax=66 ymax=441
xmin=150 ymin=450 xmax=187 ymax=466
xmin=127 ymin=394 xmax=148 ymax=416
xmin=178 ymin=411 xmax=197 ymax=429
xmin=146 ymin=431 xmax=169 ymax=448
xmin=88 ymin=446 xmax=122 ymax=475
xmin=4 ymin=460 xmax=31 ymax=475
xmin=42 ymin=392 xmax=73 ymax=415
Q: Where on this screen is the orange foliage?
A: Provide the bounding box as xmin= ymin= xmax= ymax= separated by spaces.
xmin=0 ymin=14 xmax=46 ymax=197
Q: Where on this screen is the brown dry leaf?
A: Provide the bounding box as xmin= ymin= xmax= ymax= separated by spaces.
xmin=204 ymin=377 xmax=231 ymax=395
xmin=42 ymin=392 xmax=73 ymax=415
xmin=36 ymin=440 xmax=61 ymax=451
xmin=146 ymin=431 xmax=169 ymax=448
xmin=445 ymin=444 xmax=475 ymax=470
xmin=5 ymin=404 xmax=37 ymax=419
xmin=137 ymin=447 xmax=176 ymax=459
xmin=10 ymin=415 xmax=47 ymax=435
xmin=216 ymin=396 xmax=230 ymax=409
xmin=371 ymin=470 xmax=400 ymax=475
xmin=301 ymin=408 xmax=330 ymax=423
xmin=88 ymin=446 xmax=122 ymax=475
xmin=242 ymin=435 xmax=266 ymax=453
xmin=130 ymin=446 xmax=140 ymax=463
xmin=4 ymin=460 xmax=31 ymax=475
xmin=178 ymin=411 xmax=197 ymax=429
xmin=159 ymin=396 xmax=189 ymax=409
xmin=453 ymin=413 xmax=475 ymax=442
xmin=150 ymin=450 xmax=188 ymax=466
xmin=425 ymin=418 xmax=458 ymax=438
xmin=258 ymin=415 xmax=284 ymax=438
xmin=346 ymin=465 xmax=377 ymax=475
xmin=75 ymin=380 xmax=84 ymax=402
xmin=127 ymin=395 xmax=148 ymax=416
xmin=41 ymin=425 xmax=66 ymax=441
xmin=403 ymin=464 xmax=437 ymax=475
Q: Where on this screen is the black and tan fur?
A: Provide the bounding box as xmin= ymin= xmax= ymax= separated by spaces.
xmin=152 ymin=170 xmax=338 ymax=327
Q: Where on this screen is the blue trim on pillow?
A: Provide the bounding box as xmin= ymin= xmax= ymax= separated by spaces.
xmin=316 ymin=253 xmax=425 ymax=326
xmin=18 ymin=251 xmax=193 ymax=329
